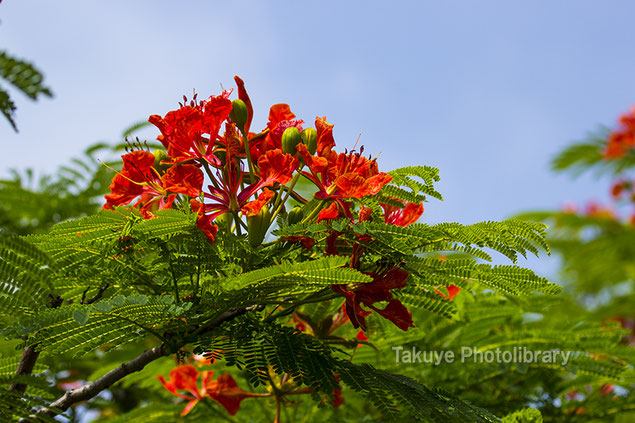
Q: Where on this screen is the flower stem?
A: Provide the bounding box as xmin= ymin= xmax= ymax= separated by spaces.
xmin=274 ymin=398 xmax=281 ymax=423
xmin=270 ymin=172 xmax=301 ymax=224
xmin=300 ymin=201 xmax=324 ymax=224
xmin=233 ymin=211 xmax=243 ymax=236
xmin=240 ymin=128 xmax=256 ymax=187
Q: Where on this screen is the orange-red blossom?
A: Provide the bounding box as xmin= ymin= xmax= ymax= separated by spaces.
xmin=604 ymin=106 xmax=635 ymax=158
xmin=158 ymin=364 xmax=269 ymax=416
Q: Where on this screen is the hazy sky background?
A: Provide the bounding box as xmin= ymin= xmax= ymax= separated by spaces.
xmin=2 ymin=1 xmax=635 ymax=276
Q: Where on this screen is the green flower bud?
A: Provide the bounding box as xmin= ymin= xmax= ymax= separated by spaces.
xmin=216 ymin=212 xmax=233 ymax=233
xmin=229 ymin=99 xmax=249 ymax=131
xmin=152 ymin=149 xmax=170 ymax=172
xmin=247 ymin=206 xmax=271 ymax=248
xmin=301 ymin=127 xmax=317 ymax=155
xmin=281 ymin=127 xmax=301 ymax=155
xmin=288 ymin=206 xmax=303 ymax=225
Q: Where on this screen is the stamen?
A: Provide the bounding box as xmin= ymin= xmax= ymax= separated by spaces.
xmin=352 ymin=133 xmax=362 ymax=151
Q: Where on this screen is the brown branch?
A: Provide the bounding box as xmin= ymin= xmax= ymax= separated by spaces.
xmin=28 ymin=344 xmax=168 ymax=421
xmin=24 ymin=305 xmax=260 ymax=421
xmin=8 ymin=344 xmax=41 ymax=394
xmin=80 ymin=283 xmax=110 ymax=305
xmin=9 ymin=295 xmax=63 ymax=394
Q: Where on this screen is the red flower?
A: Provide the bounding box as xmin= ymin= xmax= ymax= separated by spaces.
xmin=382 ymin=201 xmax=424 ymax=227
xmin=104 ymin=151 xmax=203 ymax=218
xmin=158 ymin=364 xmax=209 ymax=416
xmin=294 ymin=118 xmax=391 ymax=221
xmin=436 ymin=284 xmax=461 ymax=301
xmin=191 ymin=199 xmax=219 ymax=243
xmin=317 ymin=202 xmax=340 ymax=222
xmin=604 ymin=106 xmax=635 ymax=159
xmin=206 ymin=374 xmax=255 ymax=416
xmin=356 ymin=330 xmax=368 ymax=345
xmin=241 ymin=189 xmax=276 ymax=217
xmin=201 ymin=149 xmax=296 ymax=221
xmin=249 ymin=103 xmax=304 ymax=161
xmin=611 ymin=181 xmax=625 ymax=198
xmin=584 ymin=201 xmax=616 ymax=219
xmin=148 ymin=91 xmax=233 ymax=166
xmin=159 ymin=365 xmax=259 ymax=416
xmin=315 ymin=116 xmax=336 ymax=156
xmin=298 ymin=143 xmax=392 ymax=202
xmin=257 ymin=149 xmax=299 ymax=186
xmin=358 ymin=206 xmax=373 ymax=222
xmin=331 ymin=374 xmax=345 ymax=408
xmin=333 ymin=267 xmax=413 ymax=331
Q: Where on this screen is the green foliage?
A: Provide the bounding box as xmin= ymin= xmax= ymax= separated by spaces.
xmin=387 ymin=165 xmax=443 ymax=201
xmin=518 ymin=211 xmax=635 ymax=295
xmin=13 ymin=295 xmax=183 ymax=357
xmin=1 ymin=86 xmax=632 ymax=423
xmin=0 ymin=142 xmax=122 ymax=235
xmin=516 ymin=115 xmax=635 ymax=421
xmin=0 ymin=50 xmax=52 ymax=131
xmin=0 ymin=236 xmax=54 ymax=316
xmin=502 ymin=408 xmax=542 ymax=423
xmin=551 ymin=130 xmax=635 ymax=176
xmin=336 ymin=361 xmax=497 ymax=422
xmin=0 ymin=191 xmax=572 ymax=421
xmin=199 ymin=316 xmax=499 ymax=421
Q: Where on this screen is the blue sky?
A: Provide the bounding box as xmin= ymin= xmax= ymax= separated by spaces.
xmin=2 ymin=1 xmax=635 ymax=275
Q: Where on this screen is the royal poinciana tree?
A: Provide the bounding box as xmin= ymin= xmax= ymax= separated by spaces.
xmin=0 ymin=77 xmax=631 ymax=422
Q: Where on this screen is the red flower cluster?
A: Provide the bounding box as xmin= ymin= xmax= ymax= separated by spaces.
xmin=103 ymin=77 xmax=431 ymax=332
xmin=604 ymin=106 xmax=635 ymax=158
xmin=103 ymin=76 xmax=410 ymax=245
xmin=103 ymin=77 xmax=305 ymax=242
xmin=158 ymin=364 xmax=263 ymax=416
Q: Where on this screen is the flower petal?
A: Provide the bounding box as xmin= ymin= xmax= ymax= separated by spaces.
xmin=206 ymin=374 xmax=251 ymax=416
xmin=161 ymin=164 xmax=203 ymax=197
xmin=234 ymin=75 xmax=253 ymax=132
xmin=315 ymin=116 xmax=335 ymax=156
xmin=241 ymin=189 xmax=275 ymax=217
xmin=257 ymin=149 xmax=298 ymax=186
xmin=317 ymin=202 xmax=340 ymax=222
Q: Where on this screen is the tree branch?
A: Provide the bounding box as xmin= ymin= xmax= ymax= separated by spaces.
xmin=80 ymin=283 xmax=110 ymax=305
xmin=8 ymin=344 xmax=41 ymax=394
xmin=29 ymin=344 xmax=167 ymax=421
xmin=24 ymin=305 xmax=261 ymax=421
xmin=9 ymin=295 xmax=63 ymax=394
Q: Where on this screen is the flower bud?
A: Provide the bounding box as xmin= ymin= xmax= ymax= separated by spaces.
xmin=247 ymin=205 xmax=271 ymax=247
xmin=229 ymin=99 xmax=249 ymax=131
xmin=281 ymin=127 xmax=301 ymax=155
xmin=288 ymin=206 xmax=303 ymax=225
xmin=152 ymin=149 xmax=170 ymax=172
xmin=301 ymin=127 xmax=317 ymax=155
xmin=216 ymin=212 xmax=233 ymax=233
